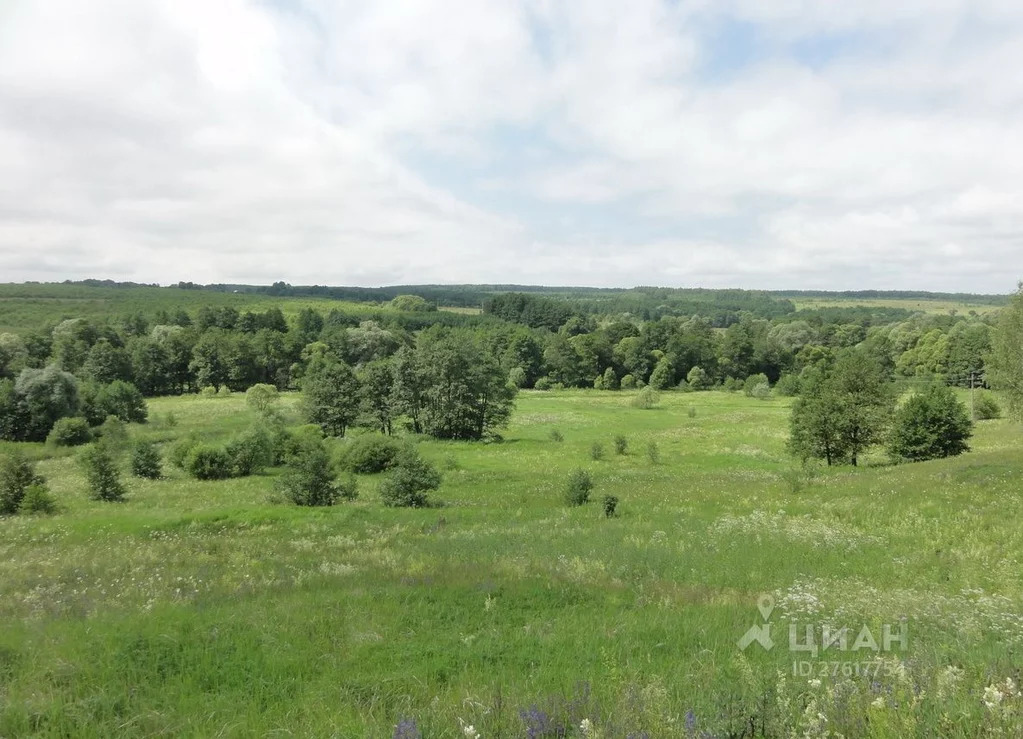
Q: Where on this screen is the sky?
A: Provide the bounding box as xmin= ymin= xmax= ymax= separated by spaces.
xmin=1 ymin=0 xmax=1022 ymax=292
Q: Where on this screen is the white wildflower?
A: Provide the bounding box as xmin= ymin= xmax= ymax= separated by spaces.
xmin=871 ymin=697 xmax=885 ymax=709
xmin=983 ymin=684 xmax=1004 ymax=709
xmin=580 ymin=718 xmax=595 ymax=736
xmin=808 ymin=679 xmax=822 ymax=689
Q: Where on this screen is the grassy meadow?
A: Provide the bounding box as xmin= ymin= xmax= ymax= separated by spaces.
xmin=2 ymin=388 xmax=1022 ymax=737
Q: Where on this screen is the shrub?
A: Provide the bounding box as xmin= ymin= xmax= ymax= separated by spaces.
xmin=646 ymin=440 xmax=660 ymax=464
xmin=686 ymin=366 xmax=711 ymax=390
xmin=0 ymin=452 xmax=45 ymax=515
xmin=226 ymin=426 xmax=275 ymax=476
xmin=217 ymin=386 xmax=232 ymax=397
xmin=613 ymin=435 xmax=628 ymax=455
xmin=687 ymin=406 xmax=697 ymax=419
xmin=200 ymin=386 xmax=218 ymax=398
xmin=163 ymin=411 xmax=178 ymax=428
xmin=744 ymin=373 xmax=771 ymax=398
xmin=534 ymin=377 xmax=554 ymax=391
xmin=974 ymin=390 xmax=1002 ymax=420
xmin=508 ymin=367 xmax=527 ymax=389
xmin=379 ymin=449 xmax=442 ymax=508
xmin=620 ymin=374 xmax=637 ymax=390
xmin=631 ymin=386 xmax=660 ymax=409
xmin=245 ymin=383 xmax=280 ymax=414
xmin=340 ymin=434 xmax=404 ymax=474
xmin=549 ymin=428 xmax=564 ymax=442
xmin=775 ymin=373 xmax=802 ymax=397
xmin=94 ymin=380 xmax=148 ymax=423
xmin=96 ymin=415 xmax=129 ymax=450
xmin=277 ymin=436 xmax=343 ymax=506
xmin=722 ymin=376 xmax=743 ymax=392
xmin=80 ymin=444 xmax=126 ymax=501
xmin=168 ymin=435 xmax=201 ymax=469
xmin=590 ymin=442 xmax=604 ymax=461
xmin=602 ymin=367 xmax=619 ymax=390
xmin=888 ymin=384 xmax=973 ymax=461
xmin=602 ymin=495 xmax=619 ymax=517
xmin=184 ymin=444 xmax=233 ymax=480
xmin=131 ymin=440 xmax=162 ymax=479
xmin=19 ymin=484 xmax=57 ymax=515
xmin=46 ymin=417 xmax=92 ymax=447
xmin=564 ymin=469 xmax=592 ymax=506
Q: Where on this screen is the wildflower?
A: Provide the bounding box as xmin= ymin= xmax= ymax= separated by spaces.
xmin=460 ymin=721 xmax=480 ymax=739
xmin=871 ymin=697 xmax=885 ymax=709
xmin=580 ymin=718 xmax=595 ymax=737
xmin=983 ymin=684 xmax=1004 ymax=709
xmin=808 ymin=679 xmax=822 ymax=689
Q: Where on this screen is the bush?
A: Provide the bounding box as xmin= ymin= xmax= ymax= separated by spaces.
xmin=168 ymin=435 xmax=201 ymax=469
xmin=631 ymin=386 xmax=660 ymax=409
xmin=686 ymin=366 xmax=711 ymax=390
xmin=602 ymin=367 xmax=619 ymax=390
xmin=200 ymin=386 xmax=218 ymax=398
xmin=277 ymin=436 xmax=344 ymax=506
xmin=96 ymin=415 xmax=129 ymax=450
xmin=974 ymin=390 xmax=1002 ymax=420
xmin=184 ymin=444 xmax=233 ymax=480
xmin=534 ymin=377 xmax=554 ymax=391
xmin=340 ymin=434 xmax=404 ymax=474
xmin=163 ymin=412 xmax=178 ymax=428
xmin=0 ymin=452 xmax=45 ymax=515
xmin=226 ymin=426 xmax=275 ymax=476
xmin=687 ymin=406 xmax=697 ymax=418
xmin=888 ymin=384 xmax=973 ymax=462
xmin=602 ymin=495 xmax=619 ymax=517
xmin=379 ymin=449 xmax=442 ymax=508
xmin=590 ymin=442 xmax=604 ymax=461
xmin=79 ymin=444 xmax=126 ymax=501
xmin=245 ymin=383 xmax=280 ymax=414
xmin=722 ymin=376 xmax=743 ymax=392
xmin=46 ymin=417 xmax=92 ymax=447
xmin=613 ymin=435 xmax=628 ymax=455
xmin=775 ymin=373 xmax=802 ymax=397
xmin=744 ymin=373 xmax=771 ymax=398
xmin=549 ymin=428 xmax=564 ymax=442
xmin=19 ymin=484 xmax=57 ymax=515
xmin=97 ymin=380 xmax=148 ymax=423
xmin=646 ymin=440 xmax=660 ymax=464
xmin=131 ymin=440 xmax=162 ymax=479
xmin=620 ymin=374 xmax=637 ymax=390
xmin=508 ymin=367 xmax=527 ymax=389
xmin=564 ymin=469 xmax=593 ymax=506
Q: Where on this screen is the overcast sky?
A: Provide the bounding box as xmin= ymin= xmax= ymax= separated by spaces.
xmin=1 ymin=1 xmax=1022 ymax=292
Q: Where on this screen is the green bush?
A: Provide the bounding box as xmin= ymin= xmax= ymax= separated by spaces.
xmin=80 ymin=444 xmax=126 ymax=501
xmin=131 ymin=440 xmax=162 ymax=479
xmin=744 ymin=373 xmax=771 ymax=398
xmin=602 ymin=495 xmax=619 ymax=517
xmin=379 ymin=449 xmax=442 ymax=508
xmin=277 ymin=436 xmax=345 ymax=506
xmin=888 ymin=384 xmax=973 ymax=461
xmin=613 ymin=435 xmax=628 ymax=455
xmin=631 ymin=386 xmax=660 ymax=409
xmin=96 ymin=415 xmax=129 ymax=450
xmin=19 ymin=483 xmax=57 ymax=515
xmin=722 ymin=376 xmax=743 ymax=392
xmin=184 ymin=444 xmax=233 ymax=480
xmin=226 ymin=426 xmax=275 ymax=476
xmin=590 ymin=442 xmax=604 ymax=461
xmin=646 ymin=440 xmax=660 ymax=464
xmin=168 ymin=435 xmax=201 ymax=469
xmin=245 ymin=383 xmax=280 ymax=414
xmin=549 ymin=428 xmax=564 ymax=442
xmin=564 ymin=469 xmax=593 ymax=506
xmin=508 ymin=367 xmax=527 ymax=389
xmin=775 ymin=373 xmax=802 ymax=397
xmin=46 ymin=417 xmax=92 ymax=447
xmin=974 ymin=390 xmax=1002 ymax=420
xmin=339 ymin=434 xmax=404 ymax=474
xmin=534 ymin=376 xmax=554 ymax=391
xmin=620 ymin=374 xmax=637 ymax=389
xmin=0 ymin=452 xmax=45 ymax=515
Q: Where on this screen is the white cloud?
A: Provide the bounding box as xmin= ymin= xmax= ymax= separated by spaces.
xmin=0 ymin=0 xmax=1022 ymax=291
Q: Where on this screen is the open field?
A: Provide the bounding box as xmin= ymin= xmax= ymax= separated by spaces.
xmin=2 ymin=389 xmax=1022 ymax=737
xmin=789 ymin=297 xmax=1004 ymax=316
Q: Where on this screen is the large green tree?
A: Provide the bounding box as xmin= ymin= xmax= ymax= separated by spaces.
xmin=301 ymin=357 xmax=360 ymax=437
xmin=988 ymin=283 xmax=1023 ymax=419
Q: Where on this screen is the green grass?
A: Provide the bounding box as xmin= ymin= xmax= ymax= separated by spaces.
xmin=790 ymin=296 xmax=1003 ymax=315
xmin=2 ymin=389 xmax=1022 ymax=736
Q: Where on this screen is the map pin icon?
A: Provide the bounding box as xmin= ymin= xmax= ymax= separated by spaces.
xmin=757 ymin=594 xmax=775 ymax=620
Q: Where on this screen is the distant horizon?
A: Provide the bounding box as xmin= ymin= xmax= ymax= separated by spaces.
xmin=7 ymin=277 xmax=1012 ymax=299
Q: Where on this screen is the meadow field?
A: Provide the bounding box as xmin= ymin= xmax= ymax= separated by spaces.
xmin=2 ymin=388 xmax=1022 ymax=737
